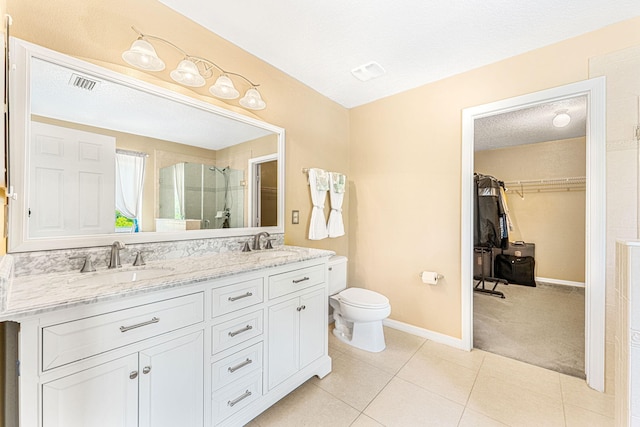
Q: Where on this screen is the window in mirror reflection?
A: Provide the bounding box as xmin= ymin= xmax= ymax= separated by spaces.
xmin=115 ymin=150 xmax=148 ymax=233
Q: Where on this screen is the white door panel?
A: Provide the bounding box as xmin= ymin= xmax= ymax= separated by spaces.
xmin=29 ymin=122 xmax=115 ymax=237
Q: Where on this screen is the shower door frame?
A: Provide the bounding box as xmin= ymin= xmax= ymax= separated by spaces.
xmin=460 ymin=77 xmax=606 ymax=391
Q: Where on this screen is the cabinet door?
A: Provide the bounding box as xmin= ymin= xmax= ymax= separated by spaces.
xmin=299 ymin=288 xmax=326 ymax=369
xmin=42 ymin=354 xmax=138 ymax=427
xmin=267 ymin=297 xmax=300 ymax=390
xmin=139 ymin=331 xmax=204 ymax=427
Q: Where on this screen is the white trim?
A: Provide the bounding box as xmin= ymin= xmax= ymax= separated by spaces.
xmin=383 ymin=318 xmax=465 ymax=350
xmin=248 ymin=153 xmax=279 ymax=228
xmin=461 ymin=77 xmax=607 ymax=392
xmin=536 ymin=277 xmax=585 ymax=288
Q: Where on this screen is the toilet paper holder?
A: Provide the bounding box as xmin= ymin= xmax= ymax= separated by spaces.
xmin=418 ymin=271 xmax=444 ymax=284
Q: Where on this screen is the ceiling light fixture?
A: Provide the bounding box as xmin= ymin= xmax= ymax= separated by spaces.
xmin=552 ymin=110 xmax=571 ymax=128
xmin=122 ymin=27 xmax=266 ymax=110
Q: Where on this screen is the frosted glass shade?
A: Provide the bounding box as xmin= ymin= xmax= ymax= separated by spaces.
xmin=239 ymin=88 xmax=266 ymax=110
xmin=552 ymin=112 xmax=571 ymax=128
xmin=122 ymin=39 xmax=165 ymax=71
xmin=209 ymin=75 xmax=240 ymax=99
xmin=170 ymin=59 xmax=205 ymax=87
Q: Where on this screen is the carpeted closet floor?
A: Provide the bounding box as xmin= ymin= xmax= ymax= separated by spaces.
xmin=473 ymin=281 xmax=585 ymax=379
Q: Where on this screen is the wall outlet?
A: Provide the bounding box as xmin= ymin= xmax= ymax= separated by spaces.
xmin=292 ymin=210 xmax=299 ymax=224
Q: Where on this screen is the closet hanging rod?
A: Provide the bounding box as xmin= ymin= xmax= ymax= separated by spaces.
xmin=503 ymin=177 xmax=585 ymax=187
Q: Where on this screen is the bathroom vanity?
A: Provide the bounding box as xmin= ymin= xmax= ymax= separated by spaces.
xmin=0 ymin=246 xmax=333 ymax=427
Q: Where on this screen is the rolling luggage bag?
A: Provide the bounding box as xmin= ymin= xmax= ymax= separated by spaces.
xmin=494 ymin=254 xmax=536 ymax=287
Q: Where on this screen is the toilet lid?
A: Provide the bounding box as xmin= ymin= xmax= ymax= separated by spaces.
xmin=339 ymin=288 xmax=389 ymax=309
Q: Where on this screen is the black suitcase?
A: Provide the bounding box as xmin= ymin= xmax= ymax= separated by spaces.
xmin=494 ymin=254 xmax=536 ymax=287
xmin=492 ymin=241 xmax=535 ymax=259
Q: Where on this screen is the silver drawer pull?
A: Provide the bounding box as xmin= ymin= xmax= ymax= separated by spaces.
xmin=292 ymin=276 xmax=309 ymax=284
xmin=228 ymin=390 xmax=252 ymax=407
xmin=120 ymin=317 xmax=160 ymax=333
xmin=228 ymin=292 xmax=253 ymax=302
xmin=228 ymin=325 xmax=253 ymax=337
xmin=228 ymin=358 xmax=253 ymax=373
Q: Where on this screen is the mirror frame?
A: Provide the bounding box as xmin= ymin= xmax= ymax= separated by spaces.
xmin=7 ymin=37 xmax=285 ymax=253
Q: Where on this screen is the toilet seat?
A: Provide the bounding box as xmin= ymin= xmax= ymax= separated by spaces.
xmin=338 ymin=288 xmax=389 ymax=309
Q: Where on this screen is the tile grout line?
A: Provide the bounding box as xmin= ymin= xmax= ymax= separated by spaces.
xmin=348 ymin=336 xmax=429 ymax=426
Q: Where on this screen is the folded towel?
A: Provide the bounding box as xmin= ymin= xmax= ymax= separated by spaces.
xmin=310 ymin=168 xmax=329 ymax=192
xmin=330 ymin=172 xmax=346 ymax=194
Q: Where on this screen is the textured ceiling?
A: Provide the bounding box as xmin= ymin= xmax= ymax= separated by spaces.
xmin=474 ymin=96 xmax=587 ymax=151
xmin=157 ymin=0 xmax=640 ymax=108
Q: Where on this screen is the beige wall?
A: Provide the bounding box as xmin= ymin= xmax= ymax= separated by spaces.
xmin=349 ymin=17 xmax=640 ymax=339
xmin=590 ymin=44 xmax=640 ymax=394
xmin=8 ymin=0 xmax=350 ymax=256
xmin=475 ymin=138 xmax=586 ymax=282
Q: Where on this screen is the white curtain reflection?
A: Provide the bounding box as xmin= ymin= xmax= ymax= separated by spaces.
xmin=115 ymin=150 xmax=147 ymax=231
xmin=173 ymin=163 xmax=185 ymax=219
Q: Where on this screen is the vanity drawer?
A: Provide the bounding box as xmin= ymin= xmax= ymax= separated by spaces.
xmin=212 ymin=342 xmax=263 ymax=391
xmin=212 ymin=372 xmax=262 ymax=424
xmin=268 ymin=264 xmax=325 ymax=299
xmin=211 ymin=278 xmax=264 ymax=318
xmin=42 ymin=292 xmax=204 ymax=371
xmin=212 ymin=310 xmax=263 ymax=354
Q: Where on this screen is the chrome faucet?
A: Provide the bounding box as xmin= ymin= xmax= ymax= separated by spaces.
xmin=251 ymin=232 xmax=270 ymax=250
xmin=108 ymin=241 xmax=126 ymax=269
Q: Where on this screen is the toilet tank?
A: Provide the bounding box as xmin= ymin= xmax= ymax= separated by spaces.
xmin=328 ymin=256 xmax=348 ymax=295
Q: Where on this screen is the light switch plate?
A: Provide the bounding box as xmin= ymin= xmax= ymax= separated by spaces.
xmin=292 ymin=210 xmax=299 ymax=224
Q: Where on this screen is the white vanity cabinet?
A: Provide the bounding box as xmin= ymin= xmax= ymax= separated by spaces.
xmin=267 ymin=287 xmax=326 ymax=390
xmin=11 ymin=255 xmax=332 ymax=427
xmin=267 ymin=265 xmax=328 ymax=390
xmin=42 ymin=331 xmax=204 ymax=427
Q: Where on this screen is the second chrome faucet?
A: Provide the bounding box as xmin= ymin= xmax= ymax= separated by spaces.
xmin=108 ymin=241 xmax=126 ymax=269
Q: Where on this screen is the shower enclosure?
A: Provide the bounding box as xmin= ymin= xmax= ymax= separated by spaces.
xmin=158 ymin=162 xmax=244 ymax=229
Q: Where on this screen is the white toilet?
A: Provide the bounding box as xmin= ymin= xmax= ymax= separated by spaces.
xmin=328 ymin=256 xmax=391 ymax=352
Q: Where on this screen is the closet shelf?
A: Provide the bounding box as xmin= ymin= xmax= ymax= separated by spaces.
xmin=504 ymin=177 xmax=585 ymax=195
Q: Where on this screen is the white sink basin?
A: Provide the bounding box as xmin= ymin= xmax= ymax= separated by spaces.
xmin=69 ymin=268 xmax=174 ymax=286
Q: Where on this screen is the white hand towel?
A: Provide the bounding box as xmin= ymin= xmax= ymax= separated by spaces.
xmin=308 ymin=168 xmax=329 ymax=240
xmin=327 ymin=172 xmax=346 ymax=238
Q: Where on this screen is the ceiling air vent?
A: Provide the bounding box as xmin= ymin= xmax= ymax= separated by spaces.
xmin=69 ymin=73 xmax=100 ymax=91
xmin=351 ymin=61 xmax=386 ymax=82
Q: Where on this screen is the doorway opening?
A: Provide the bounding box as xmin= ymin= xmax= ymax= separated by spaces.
xmin=248 ymin=154 xmax=278 ymax=227
xmin=461 ymin=78 xmax=606 ymax=391
xmin=472 ymin=96 xmax=587 ymax=378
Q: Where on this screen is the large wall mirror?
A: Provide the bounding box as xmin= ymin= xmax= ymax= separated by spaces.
xmin=7 ymin=38 xmax=285 ymax=252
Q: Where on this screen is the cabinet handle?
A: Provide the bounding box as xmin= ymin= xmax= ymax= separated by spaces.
xmin=228 ymin=358 xmax=253 ymax=373
xmin=228 ymin=390 xmax=252 ymax=407
xmin=292 ymin=277 xmax=309 ymax=284
xmin=120 ymin=317 xmax=160 ymax=333
xmin=228 ymin=292 xmax=253 ymax=302
xmin=297 ymin=305 xmax=307 ymax=312
xmin=129 ymin=371 xmax=138 ymax=380
xmin=142 ymin=366 xmax=152 ymax=374
xmin=228 ymin=325 xmax=253 ymax=337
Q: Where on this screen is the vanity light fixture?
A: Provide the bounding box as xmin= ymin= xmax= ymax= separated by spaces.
xmin=552 ymin=110 xmax=571 ymax=128
xmin=121 ymin=39 xmax=166 ymax=71
xmin=122 ymin=27 xmax=266 ymax=110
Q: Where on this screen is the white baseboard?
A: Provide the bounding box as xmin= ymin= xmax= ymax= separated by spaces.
xmin=383 ymin=318 xmax=465 ymax=350
xmin=536 ymin=277 xmax=585 ymax=288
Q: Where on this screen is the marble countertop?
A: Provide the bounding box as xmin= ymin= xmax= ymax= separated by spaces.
xmin=0 ymin=246 xmax=334 ymax=320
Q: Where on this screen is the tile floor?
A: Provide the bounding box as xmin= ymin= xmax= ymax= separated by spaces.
xmin=247 ymin=327 xmax=614 ymax=427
